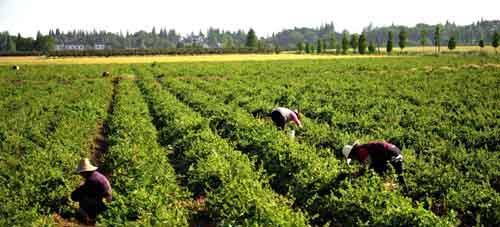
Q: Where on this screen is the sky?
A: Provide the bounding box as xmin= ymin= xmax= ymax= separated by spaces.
xmin=1 ymin=0 xmax=499 ymax=38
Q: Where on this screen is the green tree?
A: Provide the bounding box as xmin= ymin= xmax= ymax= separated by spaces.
xmin=246 ymin=28 xmax=257 ymax=48
xmin=398 ymin=28 xmax=407 ymax=51
xmin=358 ymin=33 xmax=367 ymax=54
xmin=321 ymin=39 xmax=327 ymax=52
xmin=368 ymin=41 xmax=376 ymax=54
xmin=447 ymin=36 xmax=456 ymax=50
xmin=386 ymin=31 xmax=393 ymax=54
xmin=478 ymin=39 xmax=484 ymax=48
xmin=34 ymin=34 xmax=55 ymax=53
xmin=434 ymin=25 xmax=441 ymax=53
xmin=297 ymin=41 xmax=304 ymax=53
xmin=316 ymin=39 xmax=322 ymax=53
xmin=305 ymin=42 xmax=311 ymax=54
xmin=420 ymin=29 xmax=428 ymax=52
xmin=257 ymin=40 xmax=264 ymax=50
xmin=341 ymin=32 xmax=349 ymax=54
xmin=7 ymin=36 xmax=16 ymax=52
xmin=350 ymin=34 xmax=359 ymax=53
xmin=329 ymin=35 xmax=336 ymax=49
xmin=223 ymin=35 xmax=234 ymax=49
xmin=493 ymin=31 xmax=499 ymax=53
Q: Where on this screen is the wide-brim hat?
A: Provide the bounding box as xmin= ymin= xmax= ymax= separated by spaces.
xmin=76 ymin=158 xmax=98 ymax=173
xmin=343 ymin=140 xmax=360 ymax=165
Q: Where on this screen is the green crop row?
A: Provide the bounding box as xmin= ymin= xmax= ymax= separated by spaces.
xmin=185 ymin=77 xmax=344 ymax=152
xmin=0 ymin=79 xmax=112 ymax=225
xmin=179 ymin=60 xmax=500 ymax=225
xmin=98 ymin=79 xmax=189 ymax=225
xmin=136 ymin=74 xmax=309 ymax=226
xmin=157 ymin=76 xmax=454 ymax=225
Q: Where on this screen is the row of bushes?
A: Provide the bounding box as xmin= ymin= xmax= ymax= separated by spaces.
xmin=0 ymin=51 xmax=43 ymax=56
xmin=173 ymin=58 xmax=500 ymax=226
xmin=186 ymin=78 xmax=344 ymax=152
xmin=0 ymin=79 xmax=113 ymax=225
xmin=136 ymin=72 xmax=309 ymax=225
xmin=190 ymin=71 xmax=498 ymax=226
xmin=99 ymin=79 xmax=189 ymax=225
xmin=159 ymin=76 xmax=453 ymax=225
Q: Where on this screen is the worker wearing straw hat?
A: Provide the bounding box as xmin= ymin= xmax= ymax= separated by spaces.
xmin=342 ymin=141 xmax=407 ymax=190
xmin=71 ymin=158 xmax=112 ymax=223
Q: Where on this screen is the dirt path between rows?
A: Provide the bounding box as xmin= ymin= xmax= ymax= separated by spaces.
xmin=53 ymin=77 xmax=119 ymax=227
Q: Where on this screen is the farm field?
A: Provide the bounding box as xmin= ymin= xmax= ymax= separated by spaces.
xmin=0 ymin=53 xmax=386 ymax=66
xmin=0 ymin=55 xmax=499 ymax=226
xmin=0 ymin=45 xmax=497 ymax=66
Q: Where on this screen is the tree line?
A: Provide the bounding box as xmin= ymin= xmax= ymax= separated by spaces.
xmin=1 ymin=20 xmax=499 ymax=56
xmin=295 ymin=25 xmax=499 ymax=54
xmin=0 ymin=31 xmax=55 ymax=54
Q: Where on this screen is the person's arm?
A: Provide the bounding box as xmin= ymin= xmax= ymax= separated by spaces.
xmin=71 ymin=186 xmax=84 ymax=202
xmin=387 ymin=144 xmax=403 ymax=173
xmin=104 ymin=189 xmax=112 ymax=202
xmin=102 ymin=180 xmax=113 ymax=202
xmin=290 ymin=112 xmax=302 ymax=127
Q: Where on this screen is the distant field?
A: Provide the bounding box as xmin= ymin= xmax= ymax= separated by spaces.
xmin=1 ymin=46 xmax=497 ymax=65
xmin=0 ymin=53 xmax=387 ymax=65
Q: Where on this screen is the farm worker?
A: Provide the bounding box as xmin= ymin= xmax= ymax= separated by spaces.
xmin=71 ymin=158 xmax=112 ymax=223
xmin=342 ymin=141 xmax=407 ymax=189
xmin=271 ymin=107 xmax=302 ymax=130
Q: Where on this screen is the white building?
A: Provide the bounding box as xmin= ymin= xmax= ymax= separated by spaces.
xmin=94 ymin=44 xmax=105 ymax=50
xmin=66 ymin=44 xmax=85 ymax=50
xmin=55 ymin=44 xmax=65 ymax=51
xmin=55 ymin=44 xmax=85 ymax=50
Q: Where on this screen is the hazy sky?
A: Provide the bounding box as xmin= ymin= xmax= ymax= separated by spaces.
xmin=1 ymin=0 xmax=499 ymax=38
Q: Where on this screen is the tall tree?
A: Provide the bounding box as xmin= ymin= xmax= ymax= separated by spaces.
xmin=419 ymin=29 xmax=428 ymax=52
xmin=223 ymin=35 xmax=234 ymax=48
xmin=478 ymin=39 xmax=485 ymax=49
xmin=297 ymin=41 xmax=304 ymax=53
xmin=386 ymin=31 xmax=393 ymax=54
xmin=257 ymin=39 xmax=264 ymax=50
xmin=434 ymin=25 xmax=441 ymax=54
xmin=246 ymin=28 xmax=257 ymax=48
xmin=448 ymin=36 xmax=456 ymax=50
xmin=493 ymin=31 xmax=499 ymax=54
xmin=329 ymin=34 xmax=336 ymax=49
xmin=368 ymin=41 xmax=376 ymax=54
xmin=316 ymin=39 xmax=322 ymax=53
xmin=7 ymin=36 xmax=16 ymax=52
xmin=341 ymin=32 xmax=349 ymax=54
xmin=350 ymin=34 xmax=359 ymax=53
xmin=398 ymin=28 xmax=407 ymax=51
xmin=305 ymin=42 xmax=311 ymax=53
xmin=358 ymin=33 xmax=367 ymax=54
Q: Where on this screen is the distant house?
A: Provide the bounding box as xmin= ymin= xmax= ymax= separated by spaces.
xmin=55 ymin=44 xmax=85 ymax=50
xmin=65 ymin=44 xmax=85 ymax=50
xmin=55 ymin=44 xmax=65 ymax=51
xmin=94 ymin=44 xmax=105 ymax=50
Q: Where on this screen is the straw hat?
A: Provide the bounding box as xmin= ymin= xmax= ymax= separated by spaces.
xmin=342 ymin=141 xmax=360 ymax=165
xmin=76 ymin=158 xmax=98 ymax=173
